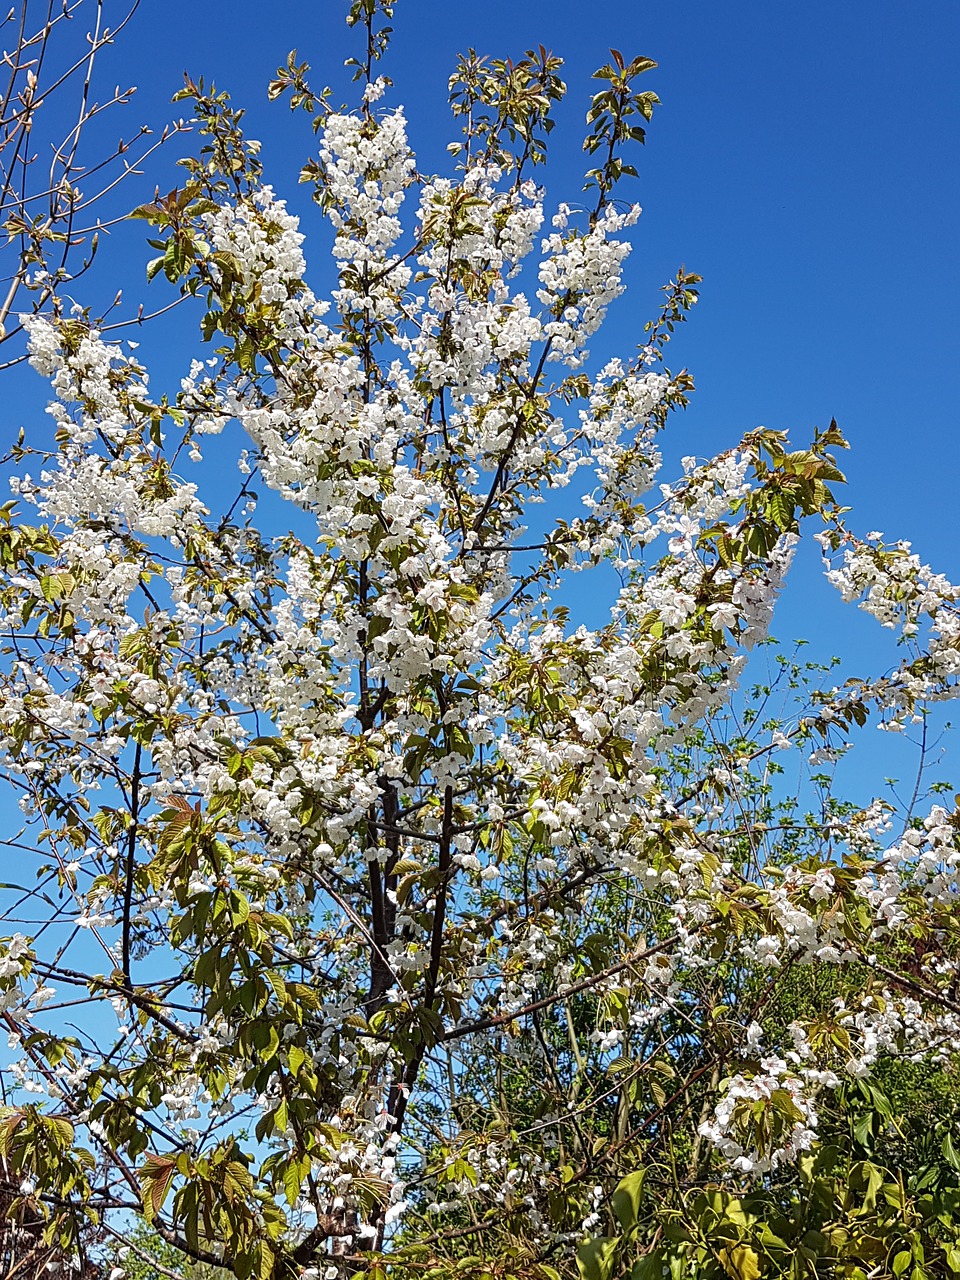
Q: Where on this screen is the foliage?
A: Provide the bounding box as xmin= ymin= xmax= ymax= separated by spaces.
xmin=1 ymin=4 xmax=959 ymax=1279
xmin=110 ymin=1221 xmax=231 ymax=1280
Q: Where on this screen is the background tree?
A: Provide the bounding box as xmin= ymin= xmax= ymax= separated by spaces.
xmin=0 ymin=0 xmax=182 ymax=354
xmin=1 ymin=3 xmax=960 ymax=1279
xmin=0 ymin=3 xmax=179 ymax=1273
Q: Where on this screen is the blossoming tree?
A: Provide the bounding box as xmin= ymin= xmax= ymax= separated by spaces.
xmin=2 ymin=3 xmax=960 ymax=1278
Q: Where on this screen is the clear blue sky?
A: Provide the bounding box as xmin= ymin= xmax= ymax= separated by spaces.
xmin=5 ymin=0 xmax=959 ymax=785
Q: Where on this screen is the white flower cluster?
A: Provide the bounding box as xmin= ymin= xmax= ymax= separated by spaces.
xmin=698 ymin=1026 xmax=821 ymax=1175
xmin=320 ymin=108 xmax=416 ymax=268
xmin=820 ymin=530 xmax=960 ymax=721
xmin=203 ymin=186 xmax=308 ymax=305
xmin=537 ymin=203 xmax=639 ymax=367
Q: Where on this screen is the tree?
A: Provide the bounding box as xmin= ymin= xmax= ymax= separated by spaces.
xmin=1 ymin=2 xmax=959 ymax=1277
xmin=0 ymin=4 xmax=181 ymax=1271
xmin=0 ymin=0 xmax=184 ymax=359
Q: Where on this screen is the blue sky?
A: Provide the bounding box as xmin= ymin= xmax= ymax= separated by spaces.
xmin=4 ymin=0 xmax=959 ymax=788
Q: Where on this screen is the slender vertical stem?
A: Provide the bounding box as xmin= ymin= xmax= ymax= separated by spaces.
xmin=120 ymin=741 xmax=142 ymax=990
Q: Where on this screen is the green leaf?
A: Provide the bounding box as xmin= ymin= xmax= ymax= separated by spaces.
xmin=273 ymin=1098 xmax=288 ymax=1134
xmin=632 ymin=1255 xmax=665 ymax=1280
xmin=230 ymin=891 xmax=250 ymax=926
xmin=255 ymin=1241 xmax=275 ymax=1280
xmin=854 ymin=1111 xmax=875 ymax=1147
xmin=612 ymin=1169 xmax=645 ymax=1232
xmin=138 ymin=1154 xmax=177 ymax=1221
xmin=577 ymin=1237 xmax=618 ymax=1280
xmin=719 ymin=1244 xmax=760 ymax=1280
xmin=283 ymin=1159 xmax=304 ymax=1208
